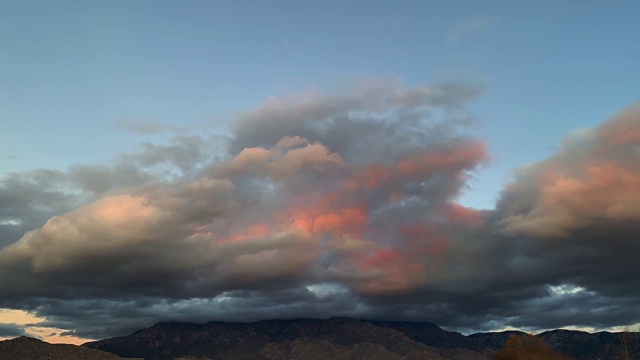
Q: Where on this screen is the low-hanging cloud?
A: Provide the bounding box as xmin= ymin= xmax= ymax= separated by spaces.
xmin=0 ymin=323 xmax=26 ymax=338
xmin=0 ymin=80 xmax=639 ymax=339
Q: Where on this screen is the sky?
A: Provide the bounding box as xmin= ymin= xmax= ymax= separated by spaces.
xmin=1 ymin=0 xmax=640 ymax=345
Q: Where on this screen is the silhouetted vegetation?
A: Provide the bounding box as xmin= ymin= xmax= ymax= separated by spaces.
xmin=495 ymin=334 xmax=575 ymax=360
xmin=620 ymin=326 xmax=640 ymax=360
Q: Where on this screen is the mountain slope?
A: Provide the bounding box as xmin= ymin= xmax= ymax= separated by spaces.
xmin=540 ymin=329 xmax=639 ymax=360
xmin=470 ymin=329 xmax=640 ymax=360
xmin=0 ymin=336 xmax=136 ymax=360
xmin=84 ymin=317 xmax=492 ymax=360
xmin=3 ymin=320 xmax=635 ymax=360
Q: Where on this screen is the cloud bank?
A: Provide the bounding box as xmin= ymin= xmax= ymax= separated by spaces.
xmin=0 ymin=80 xmax=639 ymax=339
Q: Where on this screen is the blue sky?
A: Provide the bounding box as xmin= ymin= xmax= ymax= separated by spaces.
xmin=2 ymin=1 xmax=640 ymax=344
xmin=2 ymin=0 xmax=638 ymax=209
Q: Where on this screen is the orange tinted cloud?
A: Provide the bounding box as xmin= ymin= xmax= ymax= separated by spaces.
xmin=398 ymin=140 xmax=487 ymax=177
xmin=229 ymin=223 xmax=272 ymax=243
xmin=344 ymin=140 xmax=487 ymax=191
xmin=598 ymin=103 xmax=640 ymax=146
xmin=312 ymin=206 xmax=368 ymax=234
xmin=444 ymin=203 xmax=488 ymax=227
xmin=350 ymin=249 xmax=428 ymax=294
xmin=343 ymin=165 xmax=392 ymax=190
xmin=500 ymin=104 xmax=640 ymax=238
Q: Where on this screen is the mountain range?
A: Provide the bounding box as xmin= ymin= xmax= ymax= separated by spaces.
xmin=2 ymin=317 xmax=638 ymax=360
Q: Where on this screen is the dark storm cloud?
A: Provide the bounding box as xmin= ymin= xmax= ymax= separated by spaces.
xmin=1 ymin=81 xmax=639 ymax=339
xmin=17 ymin=289 xmax=365 ymax=339
xmin=0 ymin=323 xmax=25 ymax=338
xmin=475 ymin=102 xmax=640 ymax=330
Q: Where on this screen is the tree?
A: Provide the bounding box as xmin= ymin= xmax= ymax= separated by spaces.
xmin=621 ymin=328 xmax=630 ymax=360
xmin=620 ymin=326 xmax=640 ymax=360
xmin=495 ymin=334 xmax=575 ymax=360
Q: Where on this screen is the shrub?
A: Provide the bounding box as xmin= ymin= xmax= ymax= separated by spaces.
xmin=495 ymin=334 xmax=575 ymax=360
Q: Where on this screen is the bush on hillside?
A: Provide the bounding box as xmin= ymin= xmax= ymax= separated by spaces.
xmin=495 ymin=334 xmax=575 ymax=360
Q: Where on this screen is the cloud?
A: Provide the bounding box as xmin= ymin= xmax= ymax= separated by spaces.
xmin=0 ymin=132 xmax=220 ymax=251
xmin=0 ymin=323 xmax=25 ymax=338
xmin=229 ymin=79 xmax=481 ymax=160
xmin=481 ymin=101 xmax=640 ymax=330
xmin=498 ymin=102 xmax=640 ymax=238
xmin=0 ymin=80 xmax=491 ymax=338
xmin=1 ymin=79 xmax=640 ymax=341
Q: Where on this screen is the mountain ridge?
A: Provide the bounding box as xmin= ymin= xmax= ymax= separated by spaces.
xmin=0 ymin=335 xmax=137 ymax=360
xmin=3 ymin=317 xmax=639 ymax=359
xmin=82 ymin=317 xmax=640 ymax=360
xmin=83 ymin=317 xmax=494 ymax=360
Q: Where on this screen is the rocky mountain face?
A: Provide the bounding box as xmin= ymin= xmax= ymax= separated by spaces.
xmin=84 ymin=318 xmax=495 ymax=360
xmin=0 ymin=335 xmax=136 ymax=360
xmin=4 ymin=318 xmax=639 ymax=360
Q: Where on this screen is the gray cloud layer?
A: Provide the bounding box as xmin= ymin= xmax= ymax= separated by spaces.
xmin=0 ymin=323 xmax=25 ymax=338
xmin=0 ymin=81 xmax=639 ymax=339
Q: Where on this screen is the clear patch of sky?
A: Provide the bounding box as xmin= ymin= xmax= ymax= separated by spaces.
xmin=1 ymin=0 xmax=639 ymax=209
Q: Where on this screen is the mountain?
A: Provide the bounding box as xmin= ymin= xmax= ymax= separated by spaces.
xmin=471 ymin=329 xmax=640 ymax=360
xmin=83 ymin=318 xmax=640 ymax=360
xmin=0 ymin=335 xmax=137 ymax=360
xmin=84 ymin=317 xmax=495 ymax=360
xmin=540 ymin=329 xmax=640 ymax=360
xmin=5 ymin=318 xmax=638 ymax=359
